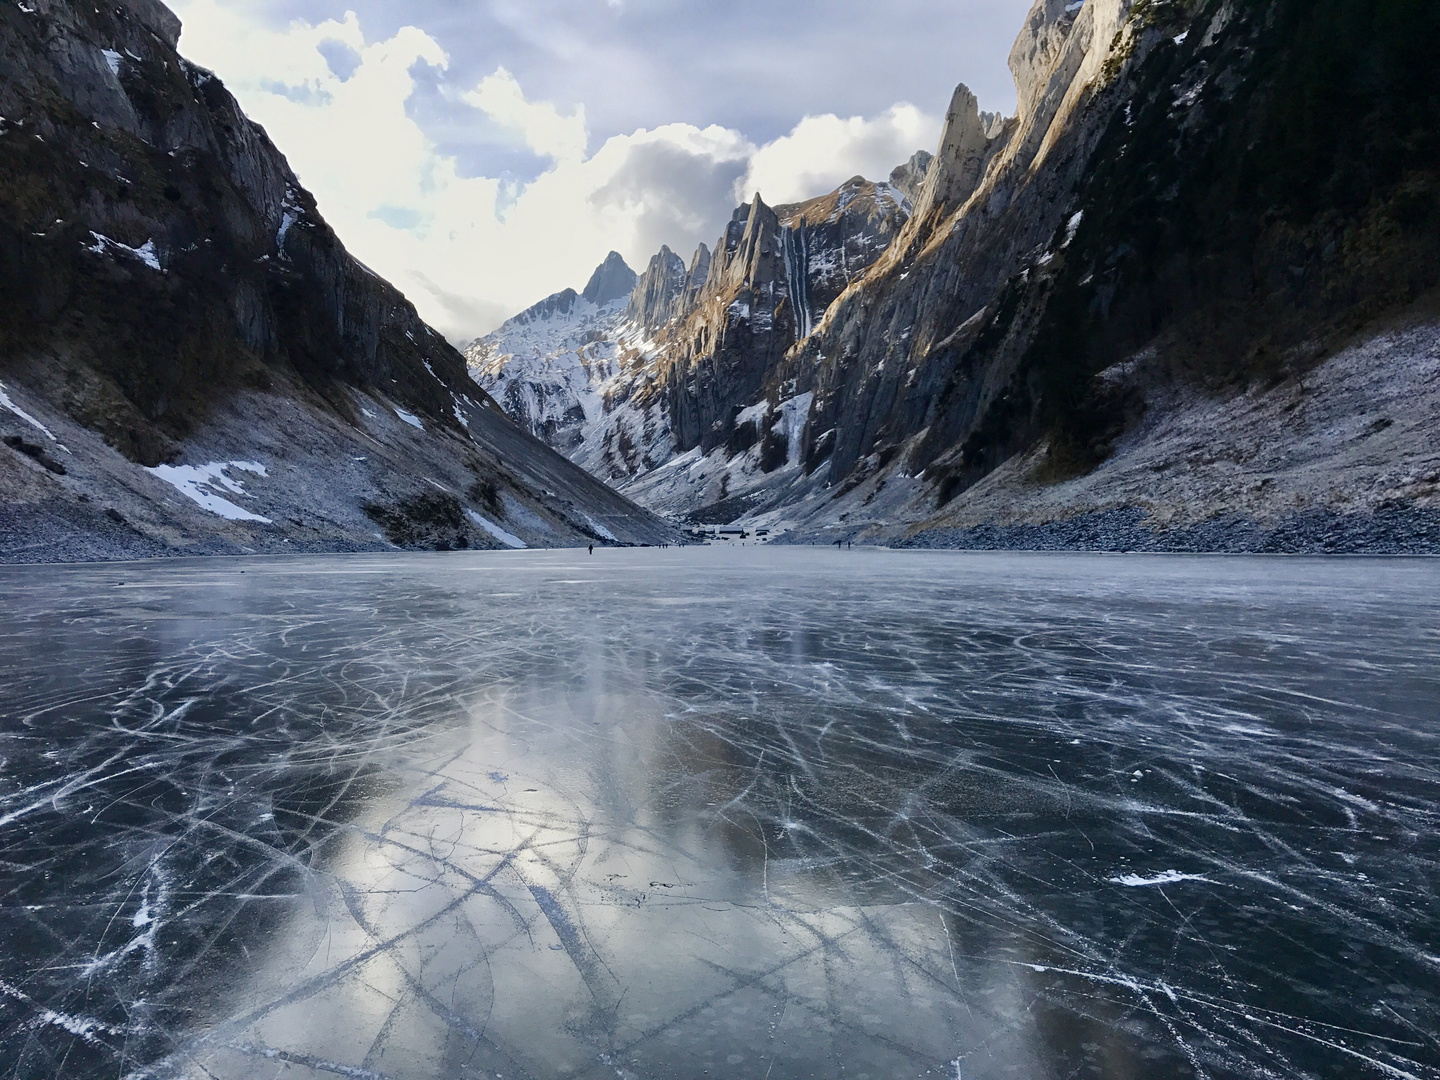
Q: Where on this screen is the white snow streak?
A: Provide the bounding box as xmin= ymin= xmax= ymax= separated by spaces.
xmin=464 ymin=509 xmax=525 ymax=548
xmin=145 ymin=461 xmax=271 ymax=522
xmin=0 ymin=381 xmax=61 ymax=445
xmin=581 ymin=513 xmax=617 ymax=541
xmin=86 ymin=231 xmax=161 ymax=270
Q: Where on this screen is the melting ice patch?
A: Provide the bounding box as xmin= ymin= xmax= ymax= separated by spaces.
xmin=465 ymin=509 xmax=525 ymax=549
xmin=146 ymin=461 xmax=271 ymax=522
xmin=1111 ymin=870 xmax=1213 ymax=888
xmin=86 ymin=231 xmax=160 ymax=271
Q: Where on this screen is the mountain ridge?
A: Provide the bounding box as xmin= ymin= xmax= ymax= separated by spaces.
xmin=0 ymin=0 xmax=679 ymax=560
xmin=471 ymin=0 xmax=1440 ymax=552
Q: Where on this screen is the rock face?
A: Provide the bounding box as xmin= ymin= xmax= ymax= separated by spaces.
xmin=476 ymin=0 xmax=1440 ymax=549
xmin=888 ymin=150 xmax=933 ymax=204
xmin=470 ymin=174 xmax=914 ymax=514
xmin=626 ymin=247 xmax=687 ymax=333
xmin=0 ymin=0 xmax=679 ymax=559
xmin=580 ymin=250 xmax=637 ymax=306
xmin=772 ymin=0 xmax=1440 ymax=542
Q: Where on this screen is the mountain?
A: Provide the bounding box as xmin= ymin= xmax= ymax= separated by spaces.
xmin=581 ymin=250 xmax=638 ymax=306
xmin=770 ymin=0 xmax=1440 ymax=551
xmin=0 ymin=0 xmax=679 ymax=560
xmin=474 ymin=0 xmax=1440 ymax=552
xmin=467 ymin=174 xmax=914 ymax=518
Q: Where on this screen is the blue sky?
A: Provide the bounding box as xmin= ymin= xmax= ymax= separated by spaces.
xmin=170 ymin=0 xmax=1034 ymax=340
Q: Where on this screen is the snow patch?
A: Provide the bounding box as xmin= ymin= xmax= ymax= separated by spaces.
xmin=465 ymin=509 xmax=526 ymax=548
xmin=146 ymin=461 xmax=271 ymax=523
xmin=736 ymin=400 xmax=771 ymax=427
xmin=276 ymin=185 xmax=302 ymax=254
xmin=393 ymin=407 xmax=423 ymax=429
xmin=0 ymin=381 xmax=63 ymax=447
xmin=101 ymin=49 xmax=122 ymax=76
xmin=581 ymin=513 xmax=617 ymax=541
xmin=85 ymin=232 xmax=161 ymax=271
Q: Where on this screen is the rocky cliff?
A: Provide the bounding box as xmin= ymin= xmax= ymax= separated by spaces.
xmin=475 ymin=0 xmax=1440 ymax=551
xmin=469 ymin=174 xmax=914 ymax=516
xmin=769 ymin=0 xmax=1440 ymax=550
xmin=0 ymin=0 xmax=679 ymax=559
xmin=626 ymin=244 xmax=712 ymax=335
xmin=466 ymin=0 xmax=1434 ymax=550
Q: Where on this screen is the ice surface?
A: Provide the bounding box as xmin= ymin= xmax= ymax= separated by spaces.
xmin=0 ymin=549 xmax=1436 ymax=1080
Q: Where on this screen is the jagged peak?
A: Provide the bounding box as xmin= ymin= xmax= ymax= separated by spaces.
xmin=625 ymin=246 xmax=689 ymax=333
xmin=647 ymin=245 xmax=684 ymax=272
xmin=912 ymin=83 xmax=993 ymax=217
xmin=582 ymin=251 xmax=638 ymax=306
xmin=507 ymin=287 xmax=580 ymax=328
xmin=688 ymin=243 xmax=711 ymax=277
xmin=890 ymin=150 xmax=935 ymax=205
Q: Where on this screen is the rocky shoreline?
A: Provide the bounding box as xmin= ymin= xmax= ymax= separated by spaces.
xmin=890 ymin=505 xmax=1440 ymax=556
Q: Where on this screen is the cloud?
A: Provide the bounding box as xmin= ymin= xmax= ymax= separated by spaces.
xmin=587 ymin=132 xmax=753 ymax=263
xmin=463 ymin=67 xmax=587 ymax=164
xmin=738 ymin=105 xmax=942 ymax=206
xmin=168 ymin=2 xmax=942 ymax=343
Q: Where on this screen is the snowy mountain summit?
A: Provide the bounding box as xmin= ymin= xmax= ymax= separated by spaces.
xmin=466 ymin=252 xmax=650 ymax=455
xmin=466 ymin=175 xmax=915 ymax=519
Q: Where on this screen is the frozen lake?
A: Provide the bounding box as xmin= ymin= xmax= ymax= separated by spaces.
xmin=1 ymin=548 xmax=1437 ymax=1080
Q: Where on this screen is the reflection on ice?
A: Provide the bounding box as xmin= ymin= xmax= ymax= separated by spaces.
xmin=0 ymin=549 xmax=1436 ymax=1079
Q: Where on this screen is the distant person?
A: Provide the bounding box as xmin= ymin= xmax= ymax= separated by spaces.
xmin=588 ymin=544 xmax=593 ymax=555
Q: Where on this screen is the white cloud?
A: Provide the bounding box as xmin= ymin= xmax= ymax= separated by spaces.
xmin=738 ymin=104 xmax=941 ymax=206
xmin=168 ymin=2 xmax=936 ymax=343
xmin=462 ymin=67 xmax=587 ymax=164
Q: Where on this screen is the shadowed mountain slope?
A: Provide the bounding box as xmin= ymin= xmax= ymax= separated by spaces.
xmin=0 ymin=0 xmax=679 ymax=559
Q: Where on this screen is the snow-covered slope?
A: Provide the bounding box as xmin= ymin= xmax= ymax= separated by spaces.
xmin=468 ymin=291 xmax=631 ymax=452
xmin=465 ymin=253 xmax=678 ymax=481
